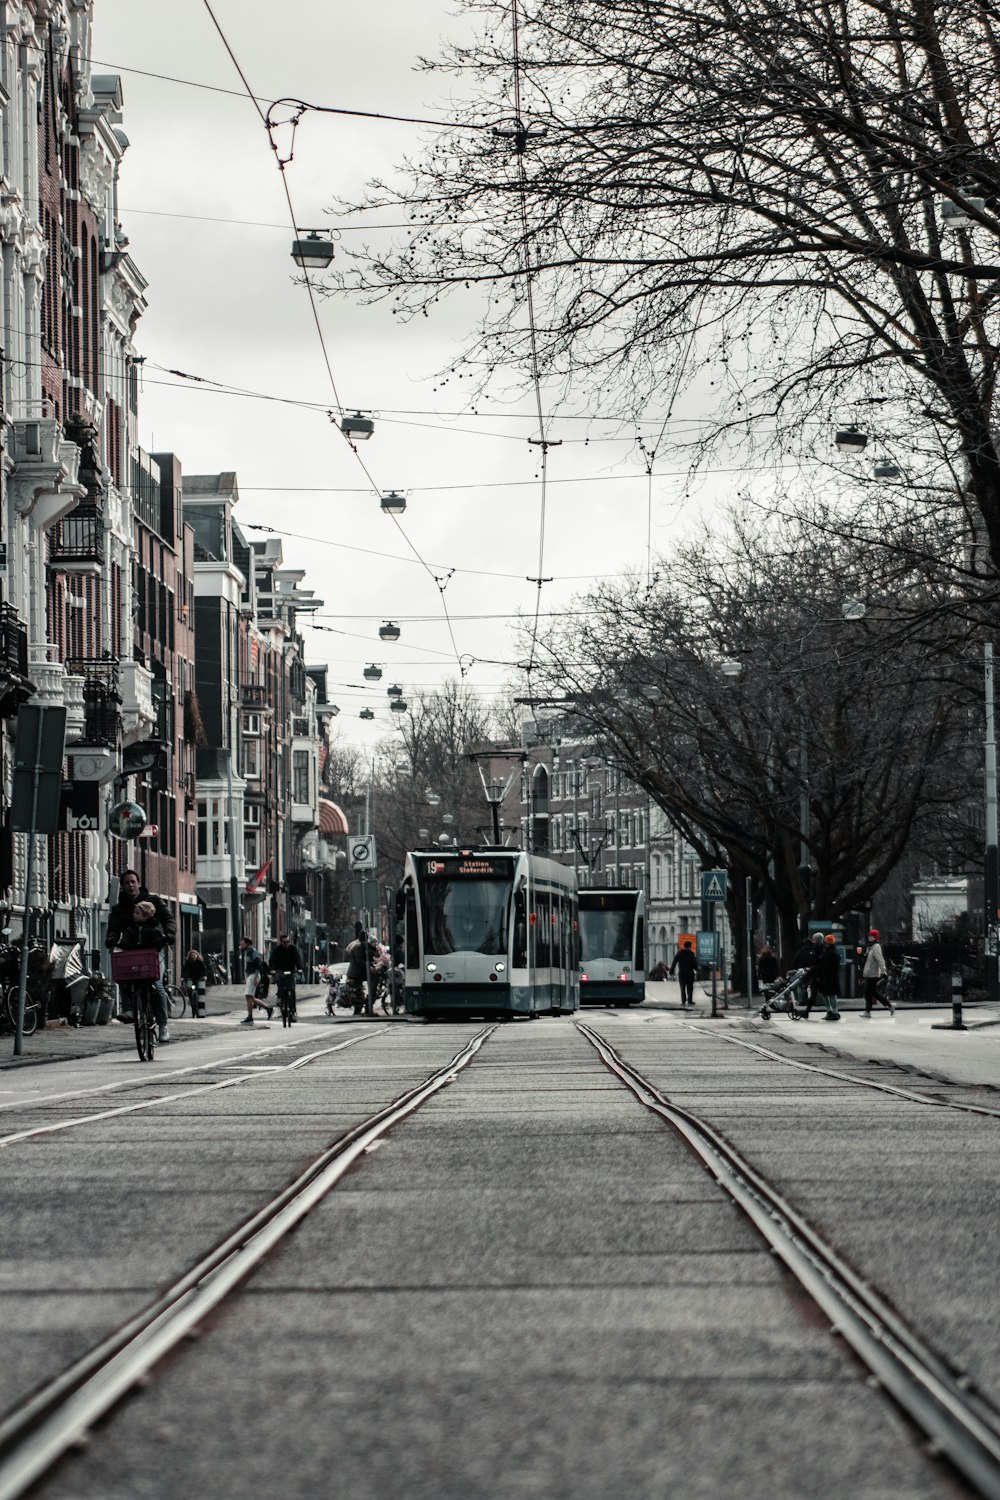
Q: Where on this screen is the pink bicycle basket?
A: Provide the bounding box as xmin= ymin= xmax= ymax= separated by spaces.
xmin=110 ymin=949 xmax=161 ymax=983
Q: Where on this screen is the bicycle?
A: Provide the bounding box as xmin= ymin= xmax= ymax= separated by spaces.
xmin=276 ymin=971 xmax=296 ymax=1028
xmin=110 ymin=949 xmax=162 ymax=1061
xmin=165 ymin=981 xmax=187 ymax=1019
xmin=1 ymin=982 xmax=40 ymax=1036
xmin=883 ymin=955 xmax=918 ymax=1007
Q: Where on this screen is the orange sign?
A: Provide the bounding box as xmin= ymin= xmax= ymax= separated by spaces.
xmin=677 ymin=932 xmax=696 ymax=952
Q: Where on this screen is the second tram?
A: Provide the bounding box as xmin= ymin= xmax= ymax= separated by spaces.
xmin=397 ymin=847 xmax=579 ymax=1020
xmin=578 ymin=887 xmax=646 ymax=1006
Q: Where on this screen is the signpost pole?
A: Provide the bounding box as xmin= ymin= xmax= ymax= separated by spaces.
xmin=745 ymin=876 xmax=754 ymax=1010
xmin=10 ymin=705 xmax=66 ymax=1056
xmin=710 ymin=902 xmax=718 ymax=1018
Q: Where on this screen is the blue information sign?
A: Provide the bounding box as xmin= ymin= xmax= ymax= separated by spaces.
xmin=701 ymin=870 xmax=728 ymax=902
xmin=696 ymin=931 xmax=720 ymax=965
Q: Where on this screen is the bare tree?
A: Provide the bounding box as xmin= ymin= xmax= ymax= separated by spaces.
xmin=372 ymin=681 xmax=508 ymax=872
xmin=333 ymin=0 xmax=1000 ymax=586
xmin=527 ymin=509 xmax=980 ymax=969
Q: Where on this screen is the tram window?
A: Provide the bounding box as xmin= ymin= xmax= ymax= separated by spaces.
xmin=579 ymin=902 xmax=633 ymax=962
xmin=536 ymin=893 xmax=551 ymax=966
xmin=405 ymin=890 xmax=418 ymax=966
xmin=420 ymin=877 xmax=511 ymax=955
xmin=636 ymin=916 xmax=645 ymax=971
xmin=514 ymin=889 xmax=527 ymax=968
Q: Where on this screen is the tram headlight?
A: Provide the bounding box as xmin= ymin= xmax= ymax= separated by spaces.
xmin=494 ymin=963 xmax=506 ymax=973
xmin=426 ymin=963 xmax=437 ymax=973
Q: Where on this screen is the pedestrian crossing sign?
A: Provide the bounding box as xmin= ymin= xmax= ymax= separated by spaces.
xmin=701 ymin=870 xmax=728 ymax=901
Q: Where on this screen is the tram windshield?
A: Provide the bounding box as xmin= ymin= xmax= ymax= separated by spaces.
xmin=578 ymin=894 xmax=637 ymax=962
xmin=419 ymin=875 xmax=513 ymax=956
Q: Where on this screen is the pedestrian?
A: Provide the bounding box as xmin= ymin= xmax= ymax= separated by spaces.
xmin=808 ymin=934 xmax=841 ymax=1021
xmin=345 ymin=922 xmax=370 ymax=1013
xmin=240 ymin=936 xmax=272 ymax=1024
xmin=860 ymin=928 xmax=892 ymax=1017
xmin=756 ymin=944 xmax=779 ymax=988
xmin=269 ymin=933 xmax=302 ymax=1019
xmin=106 ymin=869 xmax=175 ymax=1043
xmin=793 ymin=931 xmax=824 ymax=1009
xmin=670 ymin=939 xmax=699 ymax=1008
xmin=182 ymin=948 xmax=207 ymax=1017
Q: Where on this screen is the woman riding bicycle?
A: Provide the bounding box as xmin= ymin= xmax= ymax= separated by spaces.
xmin=106 ymin=870 xmax=175 ymax=1043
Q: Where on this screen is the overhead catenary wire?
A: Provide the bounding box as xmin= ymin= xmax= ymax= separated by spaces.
xmin=198 ymin=0 xmax=470 ymax=682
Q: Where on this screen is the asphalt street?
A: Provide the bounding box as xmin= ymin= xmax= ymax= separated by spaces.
xmin=2 ymin=989 xmax=997 ymax=1499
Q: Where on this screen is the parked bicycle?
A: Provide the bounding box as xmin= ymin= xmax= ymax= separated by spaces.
xmin=205 ymin=952 xmax=228 ymax=986
xmin=882 ymin=954 xmax=919 ymax=1007
xmin=0 ymin=938 xmax=52 ymax=1036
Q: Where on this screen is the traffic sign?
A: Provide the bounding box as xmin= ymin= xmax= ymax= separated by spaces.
xmin=349 ymin=834 xmax=377 ymax=871
xmin=701 ymin=869 xmax=728 ymax=902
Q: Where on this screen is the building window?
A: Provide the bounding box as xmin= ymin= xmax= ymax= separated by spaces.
xmin=293 ymin=750 xmax=310 ymax=804
xmin=244 ymin=829 xmax=259 ymax=867
xmin=242 ymin=738 xmax=259 ymax=778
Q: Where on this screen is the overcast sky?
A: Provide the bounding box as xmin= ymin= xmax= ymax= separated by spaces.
xmin=92 ymin=0 xmax=721 ymax=748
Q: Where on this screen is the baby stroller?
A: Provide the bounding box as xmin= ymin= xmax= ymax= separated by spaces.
xmin=757 ymin=967 xmax=808 ymax=1020
xmin=324 ymin=972 xmax=342 ymax=1015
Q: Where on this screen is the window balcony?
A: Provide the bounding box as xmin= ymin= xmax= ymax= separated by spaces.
xmin=48 ymin=500 xmax=104 ymax=570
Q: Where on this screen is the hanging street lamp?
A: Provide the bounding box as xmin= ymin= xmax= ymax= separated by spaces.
xmin=363 ymin=663 xmax=382 ymax=681
xmin=835 ymin=425 xmax=868 ymax=453
xmin=340 ymin=411 xmax=375 ymax=441
xmin=387 ymin=683 xmax=403 ymax=699
xmin=379 ymin=621 xmax=401 ymax=642
xmin=380 ymin=490 xmax=407 ymax=515
xmin=291 ymin=230 xmax=334 ymax=269
xmin=390 ymin=698 xmax=408 ymax=713
xmin=359 ymin=708 xmax=374 ymax=720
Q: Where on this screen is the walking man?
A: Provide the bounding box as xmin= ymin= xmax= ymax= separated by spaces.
xmin=240 ymin=936 xmax=272 ymax=1024
xmin=670 ymin=939 xmax=699 ymax=1008
xmin=861 ymin=928 xmax=893 ymax=1017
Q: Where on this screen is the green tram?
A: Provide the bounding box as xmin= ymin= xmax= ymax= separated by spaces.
xmin=397 ymin=848 xmax=579 ymax=1020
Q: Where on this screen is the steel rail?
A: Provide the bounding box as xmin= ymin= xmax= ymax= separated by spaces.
xmin=682 ymin=1024 xmax=1000 ymax=1119
xmin=0 ymin=1032 xmax=388 ymax=1150
xmin=577 ymin=1020 xmax=1000 ymax=1499
xmin=0 ymin=1026 xmax=495 ymax=1500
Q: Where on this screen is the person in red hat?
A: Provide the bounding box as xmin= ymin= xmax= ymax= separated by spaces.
xmin=861 ymin=928 xmax=892 ymax=1017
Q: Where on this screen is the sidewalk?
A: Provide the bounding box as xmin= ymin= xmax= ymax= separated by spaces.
xmin=0 ymin=983 xmax=325 ymax=1069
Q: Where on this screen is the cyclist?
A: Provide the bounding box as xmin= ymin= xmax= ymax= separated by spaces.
xmin=106 ymin=870 xmax=175 ymax=1043
xmin=268 ymin=933 xmax=301 ymax=1021
xmin=109 ymin=900 xmax=171 ymax=1043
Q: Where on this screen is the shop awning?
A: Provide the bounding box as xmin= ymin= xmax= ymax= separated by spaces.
xmin=318 ymin=798 xmax=349 ymax=836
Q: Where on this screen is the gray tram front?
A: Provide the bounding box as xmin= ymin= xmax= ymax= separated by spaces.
xmin=578 ymin=888 xmax=646 ymax=1005
xmin=398 ymin=849 xmax=578 ymax=1018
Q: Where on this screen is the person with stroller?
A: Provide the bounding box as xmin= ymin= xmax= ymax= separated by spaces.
xmin=670 ymin=939 xmax=699 ymax=1008
xmin=801 ymin=933 xmax=841 ymax=1021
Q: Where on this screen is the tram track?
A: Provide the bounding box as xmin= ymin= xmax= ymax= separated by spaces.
xmin=577 ymin=1018 xmax=1000 ymax=1500
xmin=0 ymin=1025 xmax=496 ymax=1500
xmin=0 ymin=1031 xmax=391 ymax=1151
xmin=680 ymin=1022 xmax=1000 ymax=1119
xmin=0 ymin=1021 xmax=379 ymax=1115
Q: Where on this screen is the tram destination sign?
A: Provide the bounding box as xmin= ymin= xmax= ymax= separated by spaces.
xmin=422 ymin=854 xmax=515 ymax=878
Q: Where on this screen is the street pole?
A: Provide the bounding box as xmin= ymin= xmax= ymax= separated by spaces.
xmin=985 ymin=643 xmax=999 ymax=1004
xmin=799 ymin=719 xmax=811 ymax=943
xmin=709 ymin=900 xmax=718 ymax=1018
xmin=745 ymin=876 xmax=754 ymax=1010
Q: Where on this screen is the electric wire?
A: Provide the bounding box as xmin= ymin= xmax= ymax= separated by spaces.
xmin=198 ymin=0 xmax=469 ymax=681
